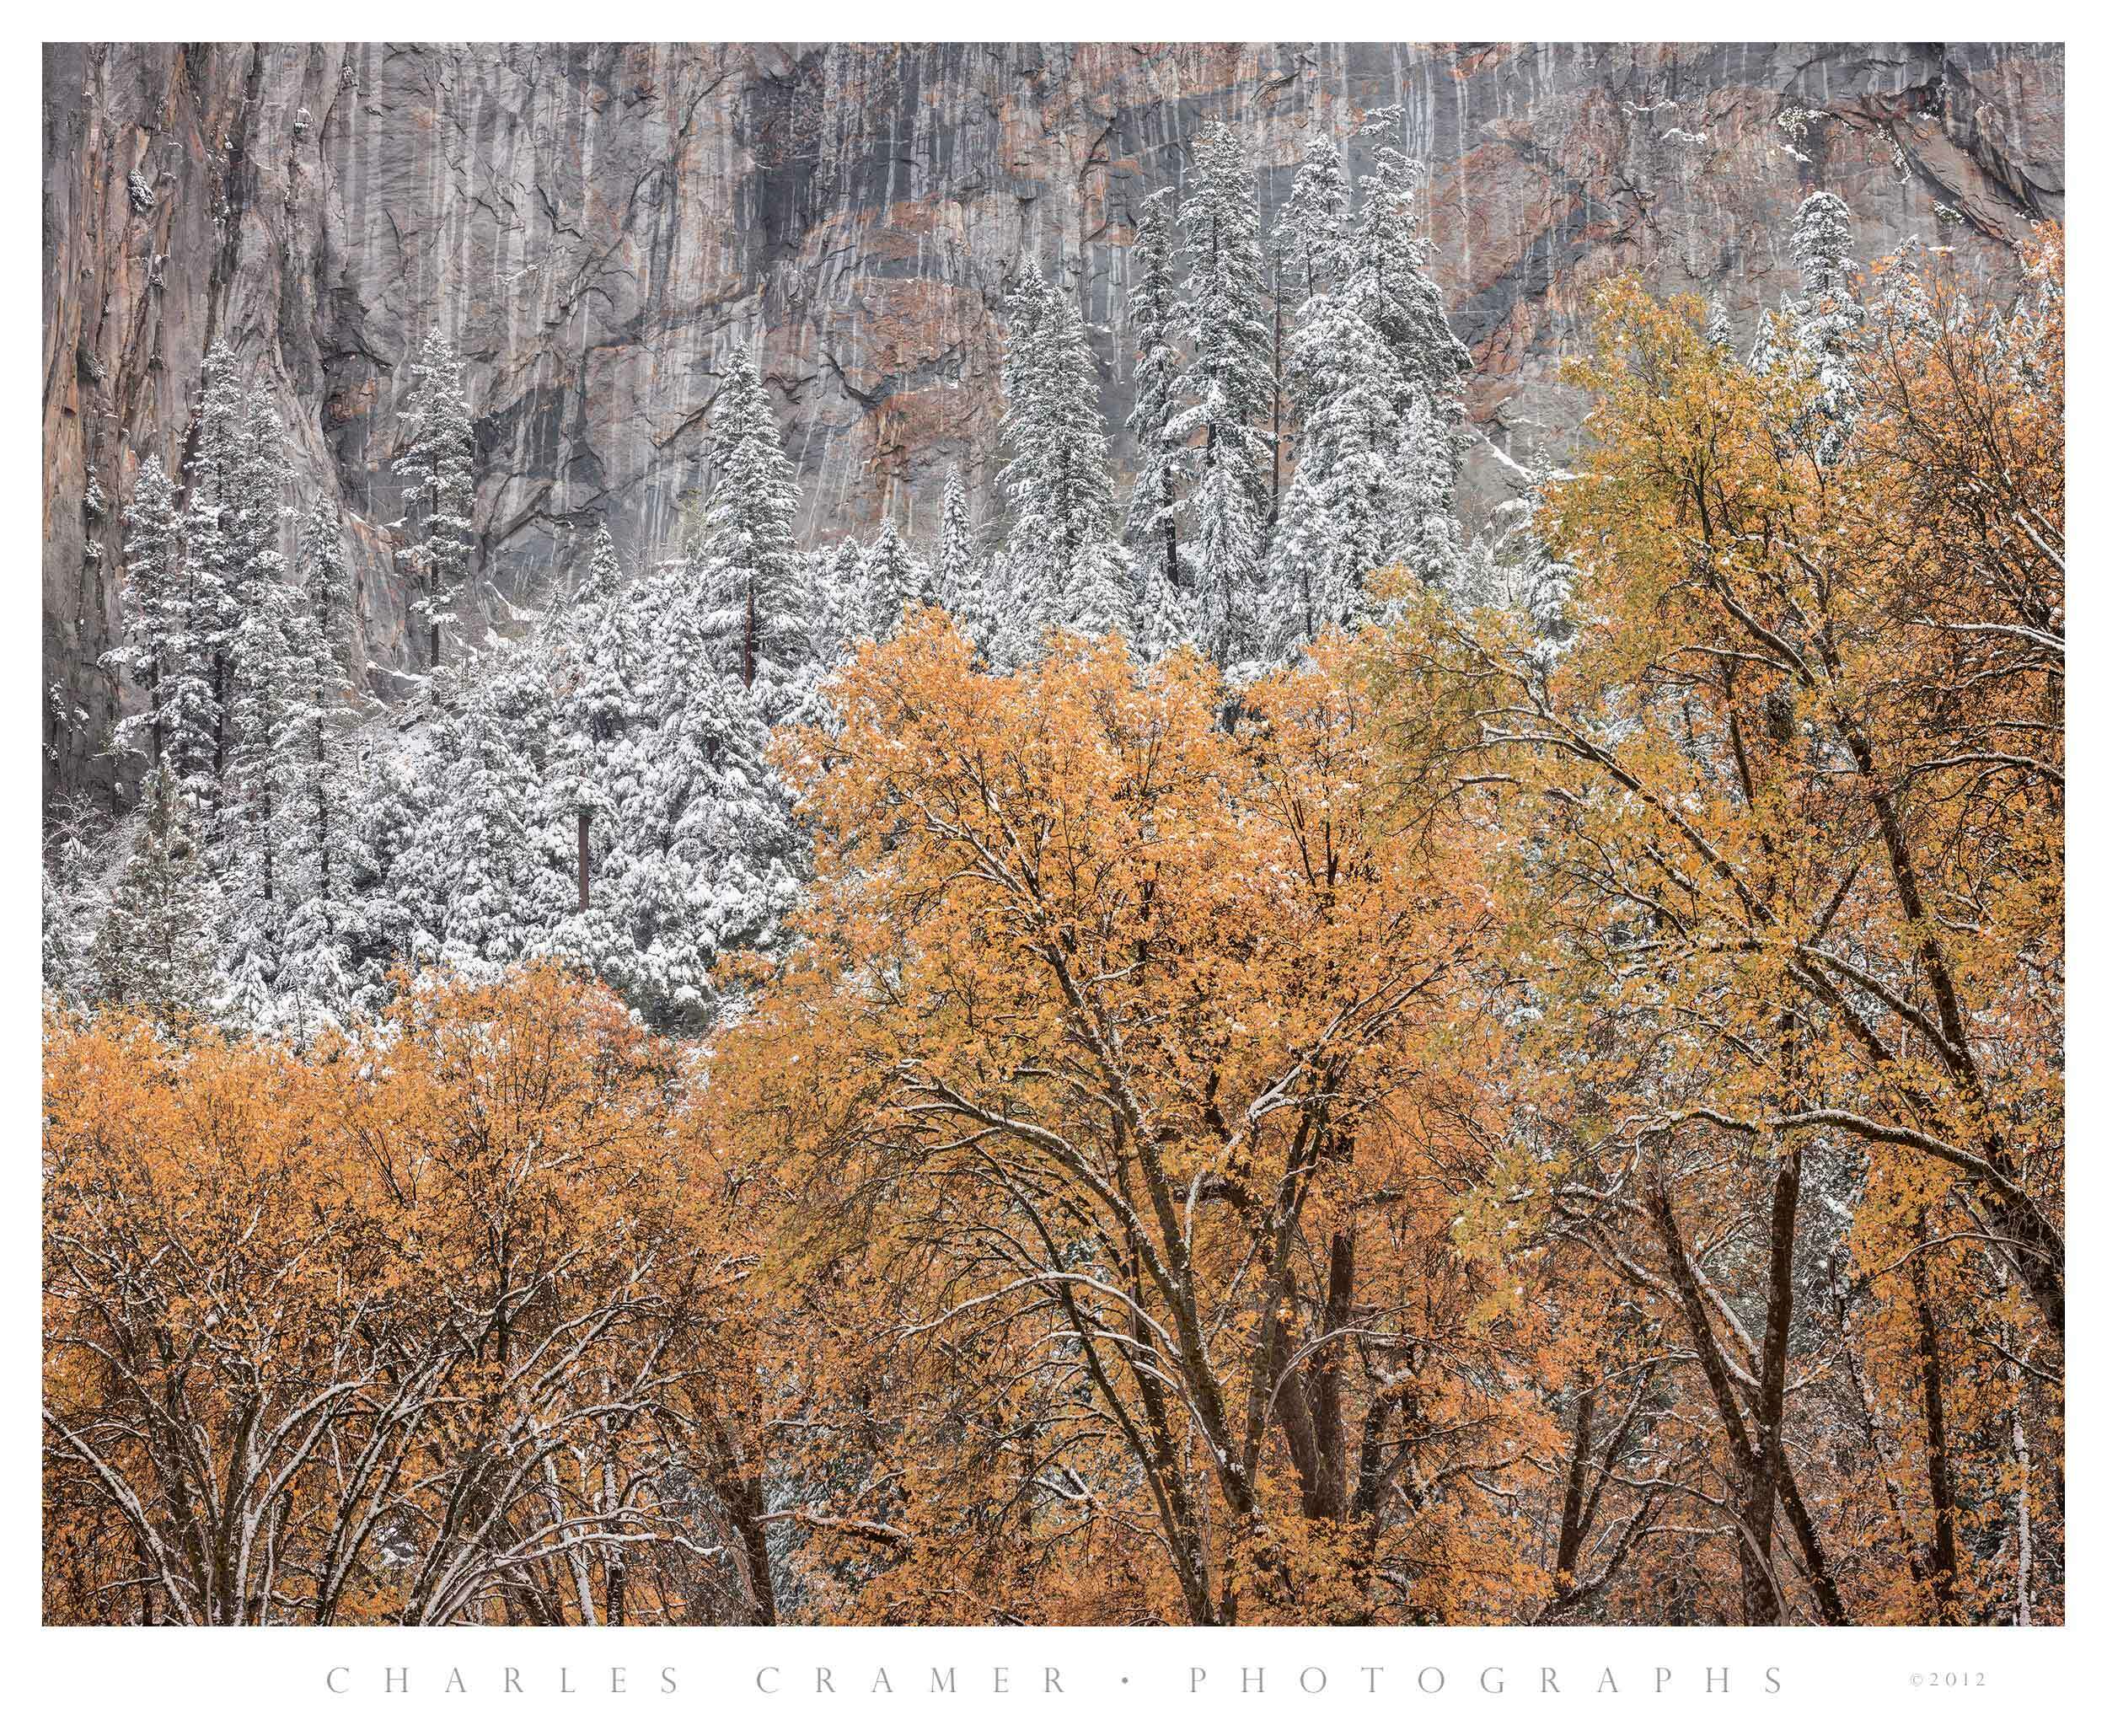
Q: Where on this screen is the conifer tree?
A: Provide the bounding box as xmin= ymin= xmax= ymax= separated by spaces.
xmin=40 ymin=794 xmax=106 ymax=1006
xmin=858 ymin=515 xmax=934 ymax=641
xmin=692 ymin=341 xmax=814 ymax=712
xmin=625 ymin=666 xmax=799 ymax=1031
xmin=106 ymin=456 xmax=186 ymax=781
xmin=1277 ymin=131 xmax=1352 ymax=304
xmin=1348 ymin=110 xmax=1472 ymax=417
xmin=1787 ymin=191 xmax=1864 ymax=463
xmin=1169 ymin=126 xmax=1274 ymax=666
xmin=393 ymin=330 xmax=475 ymax=667
xmin=934 ymin=466 xmax=984 ymax=635
xmin=88 ymin=780 xmax=225 ymax=1021
xmin=273 ymin=496 xmax=364 ymax=1032
xmin=182 ymin=343 xmax=246 ymax=803
xmin=812 ymin=537 xmax=869 ymax=664
xmin=387 ymin=656 xmax=568 ymax=979
xmin=212 ymin=396 xmax=303 ymax=1026
xmin=1123 ymin=189 xmax=1186 ymax=645
xmin=995 ymin=271 xmax=1125 ymax=662
xmin=552 ymin=525 xmax=639 ymax=924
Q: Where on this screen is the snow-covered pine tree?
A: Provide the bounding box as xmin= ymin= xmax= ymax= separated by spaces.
xmin=88 ymin=777 xmax=226 ymax=1022
xmin=393 ymin=330 xmax=475 ymax=667
xmin=181 ymin=343 xmax=246 ymax=806
xmin=1786 ymin=191 xmax=1864 ymax=464
xmin=1705 ymin=298 xmax=1738 ymax=355
xmin=691 ymin=341 xmax=815 ymax=715
xmin=811 ymin=537 xmax=869 ymax=664
xmin=858 ymin=514 xmax=934 ymax=641
xmin=1348 ymin=110 xmax=1472 ymax=421
xmin=625 ymin=664 xmax=799 ymax=1032
xmin=1123 ymin=188 xmax=1188 ymax=655
xmin=385 ymin=653 xmax=569 ymax=980
xmin=40 ymin=792 xmax=109 ymax=1006
xmin=272 ymin=495 xmax=365 ymax=1033
xmin=1277 ymin=131 xmax=1352 ymax=305
xmin=1335 ymin=110 xmax=1472 ymax=594
xmin=995 ymin=270 xmax=1126 ymax=662
xmin=1263 ymin=290 xmax=1407 ymax=652
xmin=551 ymin=524 xmax=640 ymax=925
xmin=217 ymin=397 xmax=299 ymax=1028
xmin=935 ymin=465 xmax=984 ymax=638
xmin=1168 ymin=126 xmax=1274 ymax=667
xmin=105 ymin=455 xmax=186 ymax=782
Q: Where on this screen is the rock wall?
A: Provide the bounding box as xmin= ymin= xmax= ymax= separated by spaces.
xmin=43 ymin=41 xmax=2065 ymax=808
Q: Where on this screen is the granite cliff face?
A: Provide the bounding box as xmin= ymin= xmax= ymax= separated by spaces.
xmin=43 ymin=41 xmax=2065 ymax=806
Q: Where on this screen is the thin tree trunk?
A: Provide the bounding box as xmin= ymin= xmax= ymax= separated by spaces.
xmin=1554 ymin=1386 xmax=1596 ymax=1588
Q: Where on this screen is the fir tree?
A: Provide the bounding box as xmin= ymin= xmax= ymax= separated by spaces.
xmin=1123 ymin=189 xmax=1187 ymax=651
xmin=1277 ymin=131 xmax=1352 ymax=304
xmin=393 ymin=330 xmax=475 ymax=667
xmin=182 ymin=343 xmax=246 ymax=805
xmin=1168 ymin=126 xmax=1274 ymax=667
xmin=625 ymin=666 xmax=799 ymax=1031
xmin=1348 ymin=110 xmax=1472 ymax=418
xmin=859 ymin=515 xmax=934 ymax=641
xmin=1787 ymin=191 xmax=1864 ymax=463
xmin=691 ymin=341 xmax=814 ymax=713
xmin=387 ymin=656 xmax=569 ymax=979
xmin=40 ymin=793 xmax=108 ymax=1005
xmin=211 ymin=396 xmax=302 ymax=1025
xmin=551 ymin=525 xmax=639 ymax=924
xmin=1273 ymin=110 xmax=1475 ymax=603
xmin=105 ymin=456 xmax=187 ymax=781
xmin=88 ymin=780 xmax=225 ymax=1022
xmin=1263 ymin=292 xmax=1409 ymax=651
xmin=994 ymin=271 xmax=1124 ymax=662
xmin=273 ymin=496 xmax=364 ymax=1034
xmin=934 ymin=466 xmax=984 ymax=637
xmin=812 ymin=537 xmax=869 ymax=663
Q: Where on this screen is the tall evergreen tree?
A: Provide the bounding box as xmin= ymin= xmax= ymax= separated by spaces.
xmin=217 ymin=398 xmax=299 ymax=1026
xmin=88 ymin=780 xmax=226 ymax=1022
xmin=812 ymin=536 xmax=869 ymax=664
xmin=1277 ymin=131 xmax=1352 ymax=304
xmin=1169 ymin=126 xmax=1274 ymax=666
xmin=106 ymin=456 xmax=189 ymax=783
xmin=625 ymin=665 xmax=799 ymax=1031
xmin=1123 ymin=189 xmax=1187 ymax=651
xmin=386 ymin=655 xmax=569 ymax=979
xmin=552 ymin=525 xmax=640 ymax=927
xmin=393 ymin=330 xmax=475 ymax=667
xmin=691 ymin=342 xmax=814 ymax=715
xmin=994 ymin=271 xmax=1127 ymax=662
xmin=182 ymin=343 xmax=245 ymax=804
xmin=273 ymin=496 xmax=365 ymax=1032
xmin=1787 ymin=191 xmax=1864 ymax=463
xmin=859 ymin=515 xmax=934 ymax=641
xmin=934 ymin=466 xmax=984 ymax=636
xmin=1348 ymin=110 xmax=1472 ymax=418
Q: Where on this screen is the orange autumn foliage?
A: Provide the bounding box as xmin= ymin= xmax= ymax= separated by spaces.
xmin=44 ymin=967 xmax=769 ymax=1625
xmin=710 ymin=623 xmax=1546 ymax=1624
